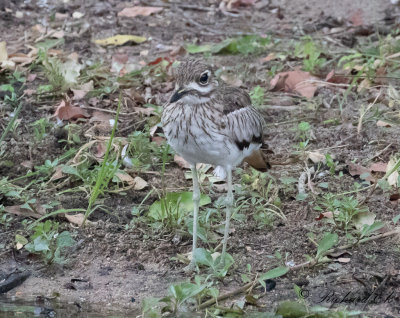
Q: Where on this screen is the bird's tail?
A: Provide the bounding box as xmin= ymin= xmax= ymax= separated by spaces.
xmin=244 ymin=149 xmax=270 ymax=172
xmin=213 ymin=149 xmax=269 ymax=180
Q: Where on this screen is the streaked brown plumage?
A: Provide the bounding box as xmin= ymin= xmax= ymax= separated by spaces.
xmin=162 ymin=59 xmax=266 ymax=271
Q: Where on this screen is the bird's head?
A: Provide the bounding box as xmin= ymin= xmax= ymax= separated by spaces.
xmin=170 ymin=59 xmax=219 ymax=104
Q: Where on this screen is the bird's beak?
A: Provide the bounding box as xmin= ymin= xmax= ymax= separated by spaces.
xmin=170 ymin=87 xmax=187 ymax=103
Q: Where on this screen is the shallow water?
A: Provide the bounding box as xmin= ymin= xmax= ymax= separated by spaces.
xmin=0 ymin=297 xmax=132 ymax=318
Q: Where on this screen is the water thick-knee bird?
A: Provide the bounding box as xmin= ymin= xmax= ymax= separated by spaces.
xmin=162 ymin=59 xmax=266 ymax=271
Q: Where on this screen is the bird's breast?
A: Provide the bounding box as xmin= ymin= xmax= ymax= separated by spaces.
xmin=162 ymin=103 xmax=230 ymax=165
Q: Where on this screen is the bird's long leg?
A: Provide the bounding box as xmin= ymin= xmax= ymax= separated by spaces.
xmin=185 ymin=164 xmax=200 ymax=272
xmin=221 ymin=166 xmax=233 ymax=266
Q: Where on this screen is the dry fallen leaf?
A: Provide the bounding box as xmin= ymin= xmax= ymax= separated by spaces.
xmin=118 ymin=6 xmax=163 ymax=17
xmin=222 ymin=0 xmax=256 ymax=10
xmin=94 ymin=35 xmax=146 ymax=46
xmin=221 ymin=74 xmax=243 ymax=87
xmin=93 ymin=142 xmax=107 ymax=158
xmin=64 ymin=213 xmax=86 ymax=226
xmin=376 ymin=120 xmax=392 ymax=128
xmin=174 ymin=155 xmax=190 ymax=169
xmin=349 ymin=9 xmax=364 ymax=26
xmin=369 ymin=162 xmax=387 ymax=173
xmin=111 ymin=53 xmax=129 ymax=75
xmin=337 ymin=257 xmax=351 ymax=263
xmin=307 ymin=151 xmax=326 ymax=163
xmin=387 ymin=158 xmax=399 ymax=186
xmin=0 ymin=41 xmax=8 ymax=62
xmin=71 ymin=81 xmax=94 ymax=100
xmin=260 ymin=53 xmax=276 ymax=62
xmin=270 ymin=70 xmax=318 ymax=98
xmin=4 ymin=204 xmax=43 ymax=219
xmin=54 ymin=100 xmax=90 ymax=121
xmin=20 ymin=160 xmax=34 ymax=169
xmin=50 ymin=166 xmax=64 ymax=182
xmin=347 ymin=162 xmax=375 ymax=182
xmin=115 ymin=173 xmax=148 ymax=190
xmin=325 ymin=70 xmax=350 ymax=84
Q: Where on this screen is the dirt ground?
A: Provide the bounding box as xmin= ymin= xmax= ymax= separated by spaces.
xmin=1 ymin=0 xmax=400 ymax=317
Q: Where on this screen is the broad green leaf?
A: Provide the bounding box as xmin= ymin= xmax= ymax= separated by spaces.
xmin=33 ymin=236 xmax=50 ymax=252
xmin=35 ymin=38 xmax=65 ymax=50
xmin=185 ymin=43 xmax=213 ymax=53
xmin=168 ymin=282 xmax=205 ymax=305
xmin=187 ymin=220 xmax=207 ymax=242
xmin=393 ymin=214 xmax=400 ymax=224
xmin=15 ymin=234 xmax=28 ymax=246
xmin=56 ymin=231 xmax=75 ymax=249
xmin=259 ymin=266 xmax=289 ymax=289
xmin=361 ymin=221 xmax=385 ymax=238
xmin=275 ymin=300 xmax=308 ymax=318
xmin=62 ymin=165 xmax=82 ymax=178
xmin=193 ymin=248 xmax=214 ymax=267
xmin=316 ymin=232 xmax=338 ymax=258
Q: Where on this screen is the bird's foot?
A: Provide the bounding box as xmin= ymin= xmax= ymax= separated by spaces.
xmin=183 ymin=261 xmax=196 ymax=273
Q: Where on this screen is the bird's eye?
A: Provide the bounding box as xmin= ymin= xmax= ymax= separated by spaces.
xmin=199 ymin=71 xmax=209 ymax=85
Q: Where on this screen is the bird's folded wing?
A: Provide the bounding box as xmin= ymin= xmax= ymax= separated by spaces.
xmin=217 ymin=87 xmax=264 ymax=149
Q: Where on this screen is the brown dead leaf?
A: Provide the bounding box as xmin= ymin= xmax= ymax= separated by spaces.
xmin=325 ymin=70 xmax=349 ymax=84
xmin=270 ymin=70 xmax=318 ymax=98
xmin=27 ymin=73 xmax=37 ymax=82
xmin=54 ymin=100 xmax=90 ymax=121
xmin=260 ymin=53 xmax=276 ymax=62
xmin=20 ymin=160 xmax=34 ymax=169
xmin=376 ymin=120 xmax=392 ymax=128
xmin=387 ymin=158 xmax=399 ymax=186
xmin=221 ymin=74 xmax=243 ymax=87
xmin=4 ymin=204 xmax=43 ymax=219
xmin=71 ymin=81 xmax=94 ymax=100
xmin=223 ymin=0 xmax=256 ymax=9
xmin=115 ymin=173 xmax=148 ymax=190
xmin=307 ymin=151 xmax=325 ymax=163
xmin=64 ymin=213 xmax=87 ymax=226
xmin=337 ymin=257 xmax=351 ymax=263
xmin=90 ymin=111 xmax=113 ymax=123
xmin=349 ymin=9 xmax=364 ymax=26
xmin=315 ymin=211 xmax=334 ymax=220
xmin=347 ymin=162 xmax=375 ymax=182
xmin=174 ymin=155 xmax=190 ymax=169
xmin=24 ymin=89 xmax=36 ymax=96
xmin=369 ymin=162 xmax=387 ymax=173
xmin=50 ymin=166 xmax=64 ymax=181
xmin=51 ymin=30 xmax=65 ymax=39
xmin=111 ymin=53 xmax=129 ymax=75
xmin=55 ymin=12 xmax=69 ymax=20
xmin=118 ymin=6 xmax=163 ymax=17
xmin=0 ymin=41 xmax=8 ymax=63
xmin=133 ymin=107 xmax=155 ymax=116
xmin=94 ymin=142 xmax=107 ymax=158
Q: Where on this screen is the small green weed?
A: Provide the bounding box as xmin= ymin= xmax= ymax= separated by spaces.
xmin=31 ymin=118 xmax=53 ymax=142
xmin=148 ymin=191 xmax=211 ymax=230
xmin=193 ymin=248 xmax=234 ymax=278
xmin=24 ymin=220 xmax=75 ymax=264
xmin=295 ymin=37 xmax=326 ymax=73
xmin=249 ymin=85 xmax=265 ymax=107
